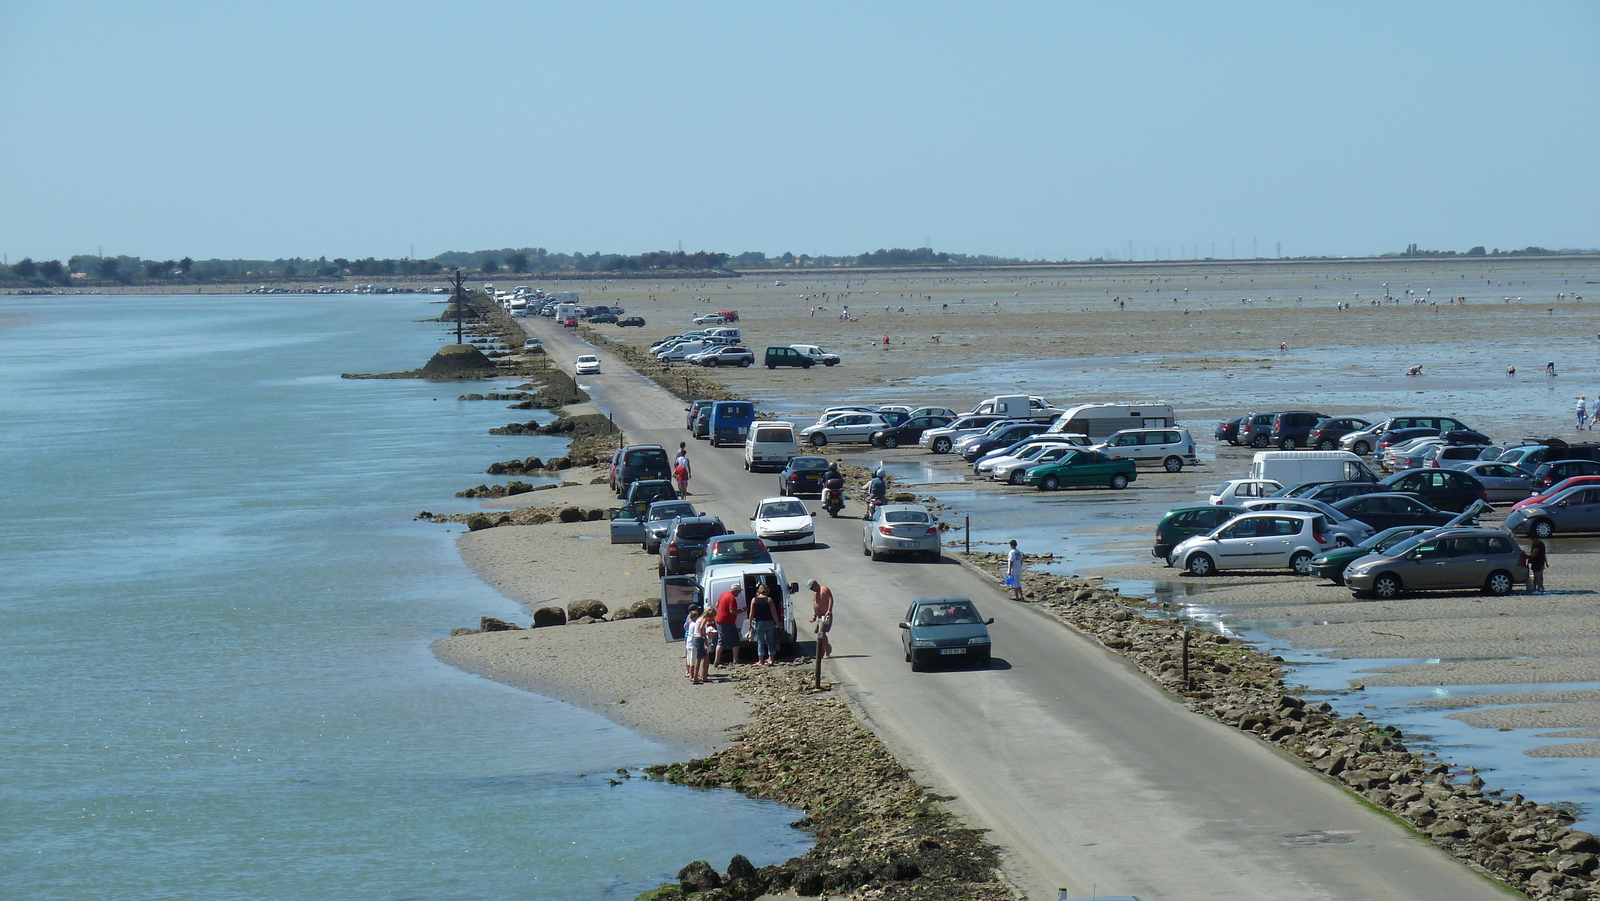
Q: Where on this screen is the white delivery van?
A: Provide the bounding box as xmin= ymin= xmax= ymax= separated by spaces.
xmin=969 ymin=395 xmax=1058 ymax=421
xmin=744 ymin=421 xmax=800 ymax=472
xmin=660 ymin=563 xmax=800 ymax=651
xmin=1048 ymin=403 xmax=1176 ymax=440
xmin=1249 ymin=450 xmax=1379 ymax=486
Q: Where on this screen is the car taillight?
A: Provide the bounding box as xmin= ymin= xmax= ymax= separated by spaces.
xmin=1314 ymin=530 xmax=1326 ymax=544
xmin=667 ymin=540 xmax=677 ymax=554
xmin=925 ymin=526 xmax=939 ymax=535
xmin=1155 ymin=530 xmax=1164 ymax=541
xmin=879 ymin=526 xmax=895 ymax=536
xmin=1482 ymin=487 xmax=1489 ymax=500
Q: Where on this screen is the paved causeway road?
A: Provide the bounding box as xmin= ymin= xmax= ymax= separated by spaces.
xmin=524 ymin=322 xmax=1510 ymax=901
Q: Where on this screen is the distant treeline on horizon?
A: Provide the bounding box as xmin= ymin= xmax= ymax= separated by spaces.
xmin=1 ymin=244 xmax=1591 ymax=287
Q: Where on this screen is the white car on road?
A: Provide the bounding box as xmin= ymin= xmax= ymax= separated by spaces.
xmin=748 ymin=496 xmax=817 ymax=549
xmin=575 ymin=354 xmax=602 ymax=374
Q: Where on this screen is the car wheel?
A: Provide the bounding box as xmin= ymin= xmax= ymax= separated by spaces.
xmin=909 ymin=656 xmax=922 ymax=672
xmin=1531 ymin=518 xmax=1555 ymax=539
xmin=883 ymin=436 xmax=898 ymax=449
xmin=1316 ymin=439 xmax=1336 ymax=450
xmin=1331 ymin=573 xmax=1346 ymax=586
xmin=932 ymin=437 xmax=952 ymax=454
xmin=706 ymin=358 xmax=718 ymax=367
xmin=825 ymin=360 xmax=837 ymax=366
xmin=870 ymin=546 xmax=884 ymax=562
xmin=1353 ymin=440 xmax=1372 ymax=456
xmin=975 ymin=652 xmax=991 ymax=668
xmin=1110 ymin=473 xmax=1130 ymax=489
xmin=743 ymin=459 xmax=750 ymax=471
xmin=1040 ymin=474 xmax=1060 ymax=491
xmin=862 ymin=541 xmax=871 ymax=557
xmin=1372 ymin=573 xmax=1403 ymax=599
xmin=1009 ymin=470 xmax=1024 ymax=485
xmin=1163 ymin=456 xmax=1183 ymax=473
xmin=1186 ymin=553 xmax=1215 ymax=576
xmin=810 ymin=434 xmax=828 ymax=447
xmin=766 ymin=363 xmax=776 ymax=370
xmin=1335 ymin=535 xmax=1353 ymax=548
xmin=1251 ymin=435 xmax=1270 ymax=448
xmin=657 ymin=560 xmax=666 ymax=577
xmin=1291 ymin=551 xmax=1314 ymax=576
xmin=1484 ymin=570 xmax=1515 ymax=596
xmin=709 ymin=436 xmax=719 ymax=447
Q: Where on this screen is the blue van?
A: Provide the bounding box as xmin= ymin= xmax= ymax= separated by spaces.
xmin=709 ymin=401 xmax=756 ymax=447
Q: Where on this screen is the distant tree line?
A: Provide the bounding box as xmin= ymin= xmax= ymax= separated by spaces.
xmin=1386 ymin=244 xmax=1567 ymax=259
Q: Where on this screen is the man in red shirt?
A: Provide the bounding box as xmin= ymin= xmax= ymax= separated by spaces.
xmin=714 ymin=584 xmax=743 ymax=666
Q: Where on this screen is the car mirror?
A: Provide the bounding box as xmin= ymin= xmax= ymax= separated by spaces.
xmin=985 ymin=617 xmax=995 ymax=625
xmin=809 ymin=511 xmax=816 ymax=517
xmin=748 ymin=515 xmax=756 ymax=520
xmin=1556 ymin=501 xmax=1569 ymax=508
xmin=1410 ymin=553 xmax=1424 ymax=561
xmin=898 ymin=622 xmax=910 ymax=630
xmin=788 ymin=582 xmax=800 ymax=593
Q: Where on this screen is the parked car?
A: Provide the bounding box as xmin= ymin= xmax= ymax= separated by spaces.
xmin=522 ymin=337 xmax=544 ymax=354
xmin=800 ymin=412 xmax=894 ymax=447
xmin=1382 ymin=437 xmax=1447 ymax=472
xmin=1241 ymin=497 xmax=1374 ymax=546
xmin=1237 ymin=411 xmax=1284 ymax=448
xmin=574 ymin=354 xmax=602 ymax=374
xmin=612 ymin=445 xmax=672 ymax=497
xmin=1340 ymin=416 xmax=1475 ymax=456
xmin=693 ymin=312 xmax=727 ymax=325
xmin=958 ymin=421 xmax=1054 ymax=462
xmin=1531 ymin=459 xmax=1600 ymax=492
xmin=586 ymin=312 xmax=618 ymax=324
xmin=695 ymin=534 xmax=773 ymax=575
xmin=1307 ymin=416 xmax=1372 ymax=451
xmin=1091 ymin=427 xmax=1198 ymax=472
xmin=906 ymin=406 xmax=960 ymax=421
xmin=693 ymin=405 xmax=714 ymax=439
xmin=1215 ymin=415 xmax=1245 ymax=445
xmin=1024 ymin=449 xmax=1137 ymax=491
xmin=776 ymin=455 xmax=831 ymax=497
xmin=978 ymin=437 xmax=1087 ymax=478
xmin=617 ymin=316 xmax=647 ymax=327
xmin=1269 ymin=411 xmax=1331 ymax=450
xmin=1167 ymin=511 xmax=1333 ymax=576
xmin=1332 ymin=492 xmax=1458 ymax=532
xmin=1426 ymin=445 xmax=1493 ymax=469
xmin=1504 ymin=484 xmax=1600 ymax=538
xmin=764 ymin=346 xmax=814 ymax=369
xmin=1299 ymin=481 xmax=1389 ymax=505
xmin=1441 ymin=428 xmax=1494 ymax=446
xmin=790 ymin=344 xmax=841 ymax=366
xmin=863 ymin=503 xmax=941 ymax=562
xmin=641 ymin=500 xmax=700 ymax=553
xmin=1209 ymin=478 xmax=1283 ymax=505
xmin=1377 ymin=428 xmax=1443 ymax=460
xmin=744 ymin=421 xmax=800 ymax=472
xmin=871 ymin=415 xmax=954 ymax=448
xmin=1309 ymin=525 xmax=1441 ymax=585
xmin=687 ymin=346 xmax=755 ymax=367
xmin=1379 ymin=468 xmax=1487 ymax=513
xmin=1343 ymin=528 xmax=1527 ymax=598
xmin=749 ymin=497 xmax=817 ymax=549
xmin=1509 ymin=474 xmax=1600 ymax=512
xmin=658 ymin=515 xmax=728 ymax=575
xmin=899 ymin=596 xmax=993 ymax=670
xmin=1449 ymin=461 xmax=1534 ymax=502
xmin=1154 ymin=505 xmax=1248 ymax=559
xmin=920 ymin=415 xmax=1007 ymax=454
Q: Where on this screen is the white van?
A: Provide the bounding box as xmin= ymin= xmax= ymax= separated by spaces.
xmin=1249 ymin=450 xmax=1379 ymax=486
xmin=969 ymin=395 xmax=1058 ymax=421
xmin=744 ymin=421 xmax=800 ymax=472
xmin=1048 ymin=403 xmax=1176 ymax=441
xmin=659 ymin=563 xmax=800 ymax=650
xmin=708 ymin=326 xmax=742 ymax=342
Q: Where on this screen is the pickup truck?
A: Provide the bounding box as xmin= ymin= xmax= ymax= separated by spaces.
xmin=661 ymin=563 xmax=800 ymax=653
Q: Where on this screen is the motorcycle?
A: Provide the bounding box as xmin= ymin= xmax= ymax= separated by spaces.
xmin=822 ymin=477 xmax=845 ymax=518
xmin=862 ymin=489 xmax=888 ymax=520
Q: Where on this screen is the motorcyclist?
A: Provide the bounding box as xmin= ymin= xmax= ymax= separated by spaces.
xmin=867 ymin=468 xmax=888 ymax=506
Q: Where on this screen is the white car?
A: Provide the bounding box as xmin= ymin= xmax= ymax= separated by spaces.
xmin=1167 ymin=511 xmax=1334 ymax=576
xmin=790 ymin=344 xmax=840 ymax=366
xmin=693 ymin=312 xmax=727 ymax=325
xmin=1209 ymin=478 xmax=1283 ymax=506
xmin=988 ymin=442 xmax=1086 ymax=484
xmin=1241 ymin=498 xmax=1374 ymax=547
xmin=919 ymin=415 xmax=1007 ymax=454
xmin=799 ymin=412 xmax=893 ymax=447
xmin=748 ymin=496 xmax=816 ymax=549
xmin=817 ymin=405 xmax=876 ymax=421
xmin=574 ymin=354 xmax=602 ymax=374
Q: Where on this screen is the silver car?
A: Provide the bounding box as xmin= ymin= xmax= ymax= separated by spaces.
xmin=863 ymin=504 xmax=941 ymax=562
xmin=1450 ymin=461 xmax=1535 ymax=502
xmin=1242 ymin=497 xmax=1374 ymax=547
xmin=1168 ymin=511 xmax=1334 ymax=576
xmin=1344 ymin=528 xmax=1528 ymax=598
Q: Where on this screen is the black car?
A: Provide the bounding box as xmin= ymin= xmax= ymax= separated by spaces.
xmin=618 ymin=316 xmax=647 ymax=327
xmin=777 ymin=455 xmax=831 ymax=497
xmin=1333 ymin=493 xmax=1458 ymax=532
xmin=1379 ymin=468 xmax=1486 ymax=513
xmin=1301 ymin=481 xmax=1388 ymax=505
xmin=960 ymin=422 xmax=1052 ymax=462
xmin=1532 ymin=459 xmax=1600 ymax=492
xmin=1269 ymin=411 xmax=1330 ymax=450
xmin=1377 ymin=427 xmax=1440 ymax=454
xmin=1215 ymin=415 xmax=1245 ymax=445
xmin=1441 ymin=429 xmax=1493 ymax=446
xmin=612 ymin=445 xmax=672 ymax=497
xmin=686 ymin=399 xmax=714 ymax=430
xmin=1238 ymin=411 xmax=1283 ymax=448
xmin=658 ymin=515 xmax=728 ymax=575
xmin=1307 ymin=416 xmax=1371 ymax=451
xmin=872 ymin=415 xmax=954 ymax=448
xmin=586 ymin=312 xmax=618 ymax=324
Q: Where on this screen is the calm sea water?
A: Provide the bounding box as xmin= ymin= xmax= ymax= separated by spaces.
xmin=0 ymin=293 xmax=807 ymax=900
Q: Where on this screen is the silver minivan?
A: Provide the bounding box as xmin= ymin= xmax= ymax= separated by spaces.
xmin=1093 ymin=427 xmax=1199 ymax=472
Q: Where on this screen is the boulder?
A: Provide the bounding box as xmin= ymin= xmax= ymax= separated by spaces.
xmin=480 ymin=617 xmax=520 ymax=632
xmin=557 ymin=506 xmax=586 ymax=523
xmin=568 ymin=599 xmax=609 ymax=620
xmin=586 ymin=508 xmax=605 ymax=521
xmin=611 ymin=605 xmax=634 ymax=620
xmin=466 ymin=514 xmax=494 ymax=531
xmin=532 ymin=606 xmax=566 ymax=628
xmin=450 ymin=627 xmax=478 ymax=637
xmin=678 ymin=860 xmax=721 ymax=894
xmin=630 ymin=600 xmax=658 ymax=619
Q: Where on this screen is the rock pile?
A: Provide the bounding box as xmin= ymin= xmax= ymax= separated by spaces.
xmin=455 ymin=481 xmax=536 ymax=498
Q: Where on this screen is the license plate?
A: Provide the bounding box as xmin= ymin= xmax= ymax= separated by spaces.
xmin=940 ymin=648 xmax=967 ymax=656
xmin=898 ymin=541 xmax=918 ymax=548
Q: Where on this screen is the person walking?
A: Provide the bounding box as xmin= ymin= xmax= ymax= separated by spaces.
xmin=673 ymin=446 xmax=691 ymax=498
xmin=1006 ymin=539 xmax=1025 ymax=601
xmin=1578 ymin=397 xmax=1589 ymax=431
xmin=749 ymin=584 xmax=778 ymax=666
xmin=807 ymin=579 xmax=834 ymax=659
xmin=1528 ymin=535 xmax=1548 ymax=594
xmin=714 ymin=584 xmax=743 ymax=666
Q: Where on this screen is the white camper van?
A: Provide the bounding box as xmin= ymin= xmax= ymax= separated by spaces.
xmin=1249 ymin=450 xmax=1379 ymax=486
xmin=1047 ymin=403 xmax=1176 ymax=441
xmin=968 ymin=395 xmax=1058 ymax=421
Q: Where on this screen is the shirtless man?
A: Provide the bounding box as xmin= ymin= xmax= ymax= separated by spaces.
xmin=807 ymin=579 xmax=834 ymax=659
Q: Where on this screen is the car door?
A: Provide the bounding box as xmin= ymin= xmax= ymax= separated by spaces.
xmin=1554 ymin=487 xmax=1600 ymax=531
xmin=1445 ymin=535 xmax=1491 ymax=589
xmin=1211 ymin=516 xmax=1264 ymax=568
xmin=1479 ymin=464 xmax=1530 ymax=501
xmin=1352 ymin=497 xmax=1396 ymax=531
xmin=1403 ymin=538 xmax=1452 ymax=588
xmin=1262 ymin=516 xmax=1300 ymax=568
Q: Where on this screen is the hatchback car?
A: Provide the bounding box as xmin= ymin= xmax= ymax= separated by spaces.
xmin=1450 ymin=461 xmax=1534 ymax=502
xmin=776 ymin=455 xmax=831 ymax=497
xmin=899 ymin=596 xmax=993 ymax=670
xmin=1510 ymin=474 xmax=1600 ymax=512
xmin=1310 ymin=525 xmax=1442 ymax=585
xmin=749 ymin=497 xmax=817 ymax=549
xmin=988 ymin=440 xmax=1091 ymax=484
xmin=1332 ymin=492 xmax=1457 ymax=532
xmin=1343 ymin=528 xmax=1527 ymax=598
xmin=1238 ymin=411 xmax=1284 ymax=448
xmin=522 ymin=337 xmax=544 ymax=354
xmin=687 ymin=346 xmax=755 ymax=367
xmin=1215 ymin=415 xmax=1245 ymax=445
xmin=1531 ymin=459 xmax=1600 ymax=492
xmin=958 ymin=421 xmax=1053 ymax=462
xmin=695 ymin=534 xmax=773 ymax=575
xmin=574 ymin=354 xmax=602 ymax=374
xmin=685 ymin=399 xmax=715 ymax=430
xmin=612 ymin=445 xmax=672 ymax=497
xmin=642 ymin=499 xmax=699 ymax=553
xmin=1307 ymin=416 xmax=1372 ymax=451
xmin=1341 ymin=416 xmax=1475 ymax=456
xmin=1025 ymin=449 xmax=1137 ymax=491
xmin=1154 ymin=505 xmax=1248 ymax=559
xmin=1092 ymin=427 xmax=1199 ymax=472
xmin=863 ymin=503 xmax=941 ymax=562
xmin=1209 ymin=478 xmax=1283 ymax=505
xmin=870 ymin=414 xmax=954 ymax=448
xmin=1504 ymin=485 xmax=1600 ymax=538
xmin=1379 ymin=468 xmax=1486 ymax=512
xmin=920 ymin=415 xmax=1008 ymax=454
xmin=800 ymin=412 xmax=893 ymax=447
xmin=617 ymin=316 xmax=647 ymax=327
xmin=658 ymin=515 xmax=728 ymax=576
xmin=1167 ymin=511 xmax=1333 ymax=576
xmin=1242 ymin=497 xmax=1374 ymax=546
xmin=1270 ymin=411 xmax=1330 ymax=450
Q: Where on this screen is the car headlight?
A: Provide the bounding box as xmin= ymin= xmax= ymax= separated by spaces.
xmin=1346 ymin=564 xmax=1372 ymax=576
xmin=910 ymin=639 xmax=936 ymax=648
xmin=968 ymin=636 xmax=990 ymax=645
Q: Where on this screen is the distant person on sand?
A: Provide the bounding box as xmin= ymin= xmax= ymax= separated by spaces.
xmin=1006 ymin=539 xmax=1024 ymax=601
xmin=807 ymin=579 xmax=834 ymax=659
xmin=1528 ymin=535 xmax=1547 ymax=594
xmin=1548 ymin=361 xmax=1558 ymax=376
xmin=1278 ymin=342 xmax=1287 ymax=352
xmin=1578 ymin=397 xmax=1589 ymax=431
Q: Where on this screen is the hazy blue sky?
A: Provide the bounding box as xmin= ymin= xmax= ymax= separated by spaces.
xmin=2 ymin=1 xmax=1596 ymax=262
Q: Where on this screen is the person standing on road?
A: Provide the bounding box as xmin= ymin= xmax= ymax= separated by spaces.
xmin=1006 ymin=539 xmax=1025 ymax=601
xmin=807 ymin=579 xmax=833 ymax=659
xmin=674 ymin=446 xmax=691 ymax=498
xmin=714 ymin=584 xmax=743 ymax=666
xmin=749 ymin=584 xmax=778 ymax=666
xmin=1528 ymin=535 xmax=1548 ymax=594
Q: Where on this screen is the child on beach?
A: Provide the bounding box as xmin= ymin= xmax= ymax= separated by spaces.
xmin=684 ymin=604 xmax=702 ymax=680
xmin=692 ymin=608 xmax=716 ymax=684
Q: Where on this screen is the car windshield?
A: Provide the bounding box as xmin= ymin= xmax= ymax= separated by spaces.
xmin=712 ymin=539 xmax=764 ymax=556
xmin=1383 ymin=533 xmax=1432 ymax=557
xmin=885 ymin=510 xmax=929 ymax=523
xmin=913 ymin=602 xmax=982 ymax=626
xmin=1373 ymin=529 xmax=1422 ymax=552
xmin=649 ymin=503 xmax=694 ymax=521
xmin=790 ymin=458 xmax=829 ymax=471
xmin=760 ymin=501 xmax=808 ymax=518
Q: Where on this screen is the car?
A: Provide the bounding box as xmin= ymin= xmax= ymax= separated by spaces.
xmin=1382 ymin=437 xmax=1447 ymax=472
xmin=1237 ymin=411 xmax=1284 ymax=448
xmin=1241 ymin=497 xmax=1374 ymax=546
xmin=687 ymin=346 xmax=755 ymax=367
xmin=1167 ymin=511 xmax=1334 ymax=576
xmin=612 ymin=445 xmax=672 ymax=497
xmin=686 ymin=399 xmax=715 ymax=430
xmin=1510 ymin=474 xmax=1600 ymax=512
xmin=777 ymin=455 xmax=831 ymax=497
xmin=693 ymin=405 xmax=714 ymax=440
xmin=790 ymin=344 xmax=840 ymax=366
xmin=906 ymin=406 xmax=960 ymax=421
xmin=1332 ymin=492 xmax=1458 ymax=532
xmin=1298 ymin=480 xmax=1389 ymax=505
xmin=1531 ymin=459 xmax=1600 ymax=492
xmin=749 ymin=497 xmax=817 ymax=549
xmin=1024 ymin=449 xmax=1138 ymax=491
xmin=642 ymin=500 xmax=699 ymax=553
xmin=1426 ymin=444 xmax=1493 ymax=469
xmin=799 ymin=412 xmax=894 ymax=447
xmin=1306 ymin=416 xmax=1372 ymax=451
xmin=958 ymin=420 xmax=1053 ymax=462
xmin=863 ymin=503 xmax=941 ymax=562
xmin=1343 ymin=528 xmax=1528 ymax=599
xmin=764 ymin=346 xmax=814 ymax=369
xmin=1440 ymin=428 xmax=1494 ymax=446
xmin=617 ymin=316 xmax=647 ymax=327
xmin=1379 ymin=468 xmax=1487 ymax=513
xmin=574 ymin=354 xmax=602 ymax=374
xmin=1341 ymin=416 xmax=1476 ymax=456
xmin=1209 ymin=478 xmax=1283 ymax=505
xmin=1154 ymin=505 xmax=1248 ymax=559
xmin=1450 ymin=461 xmax=1534 ymax=501
xmin=1309 ymin=525 xmax=1442 ymax=584
xmin=980 ymin=438 xmax=1090 ymax=482
xmin=1377 ymin=428 xmax=1444 ymax=461
xmin=1091 ymin=427 xmax=1198 ymax=472
xmin=1269 ymin=411 xmax=1331 ymax=450
xmin=899 ymin=596 xmax=993 ymax=670
xmin=871 ymin=414 xmax=955 ymax=448
xmin=695 ymin=534 xmax=773 ymax=575
xmin=586 ymin=312 xmax=618 ymax=325
xmin=657 ymin=341 xmax=711 ymax=363
xmin=693 ymin=312 xmax=727 ymax=325
xmin=920 ymin=414 xmax=1007 ymax=454
xmin=522 ymin=337 xmax=545 ymax=354
xmin=658 ymin=515 xmax=728 ymax=575
xmin=1504 ymin=484 xmax=1600 ymax=538
xmin=1215 ymin=415 xmax=1245 ymax=445
xmin=744 ymin=420 xmax=800 ymax=472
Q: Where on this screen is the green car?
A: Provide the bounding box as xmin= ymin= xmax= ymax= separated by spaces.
xmin=1154 ymin=505 xmax=1247 ymax=559
xmin=695 ymin=534 xmax=774 ymax=575
xmin=1309 ymin=525 xmax=1436 ymax=584
xmin=1024 ymin=449 xmax=1138 ymax=491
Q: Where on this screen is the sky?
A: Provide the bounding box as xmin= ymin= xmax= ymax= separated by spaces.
xmin=1 ymin=1 xmax=1596 ymax=263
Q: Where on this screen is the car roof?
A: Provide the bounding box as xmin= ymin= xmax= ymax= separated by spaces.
xmin=878 ymin=504 xmax=930 ymax=514
xmin=757 ymin=495 xmax=805 ymax=505
xmin=911 ymin=595 xmax=974 ymax=607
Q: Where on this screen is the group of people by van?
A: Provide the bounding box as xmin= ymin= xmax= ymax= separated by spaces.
xmin=682 ymin=580 xmax=834 ymax=683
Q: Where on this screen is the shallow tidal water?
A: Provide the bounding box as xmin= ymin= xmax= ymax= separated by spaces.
xmin=0 ymin=294 xmax=808 ymax=900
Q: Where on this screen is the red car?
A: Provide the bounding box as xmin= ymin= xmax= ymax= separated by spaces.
xmin=561 ymin=316 xmax=578 ymax=327
xmin=1509 ymin=474 xmax=1600 ymax=512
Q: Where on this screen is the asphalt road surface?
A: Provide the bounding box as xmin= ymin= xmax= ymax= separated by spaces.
xmin=524 ymin=321 xmax=1510 ymax=901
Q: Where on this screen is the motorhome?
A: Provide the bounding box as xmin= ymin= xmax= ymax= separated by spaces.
xmin=1047 ymin=403 xmax=1176 ymax=441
